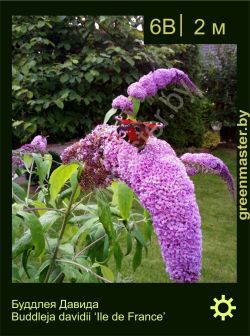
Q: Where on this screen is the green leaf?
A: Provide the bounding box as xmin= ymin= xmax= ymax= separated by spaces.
xmin=37 ymin=20 xmax=45 ymax=28
xmin=12 ymin=120 xmax=24 ymax=127
xmin=64 ymin=43 xmax=71 ymax=51
xmin=104 ymin=108 xmax=117 ymax=124
xmin=27 ymin=91 xmax=33 ymax=99
xmin=18 ymin=211 xmax=45 ymax=257
xmin=70 ymin=170 xmax=80 ymax=202
xmin=44 ymin=153 xmax=53 ymax=178
xmin=133 ymin=241 xmax=143 ymax=272
xmin=85 ymin=72 xmax=94 ymax=83
xmin=12 ymin=85 xmax=21 ymax=91
xmin=12 ymin=211 xmax=60 ymax=259
xmin=22 ymin=154 xmax=33 ymax=170
xmin=39 ymin=210 xmax=62 ymax=231
xmin=60 ymin=73 xmax=69 ymax=83
xmin=111 ymin=181 xmax=119 ymax=205
xmin=121 ymin=55 xmax=135 ymax=66
xmin=31 ymin=200 xmax=46 ymax=215
xmin=12 ymin=264 xmax=21 ymax=281
xmin=125 ymin=231 xmax=133 ymax=256
xmin=55 ymin=99 xmax=64 ymax=109
xmin=117 ymin=182 xmax=134 ymax=220
xmin=32 ymin=153 xmax=51 ymax=185
xmin=96 ymin=189 xmax=115 ymax=241
xmin=103 ymin=235 xmax=109 ymax=260
xmin=36 ymin=260 xmax=51 ymax=283
xmin=43 ymin=101 xmax=50 ymax=109
xmin=12 ymin=214 xmax=23 ymax=243
xmin=49 ymin=163 xmax=79 ymax=202
xmin=12 ymin=233 xmax=34 ymax=259
xmin=22 ymin=249 xmax=32 ymax=279
xmin=132 ymin=97 xmax=140 ymax=117
xmin=12 ymin=182 xmax=26 ymax=201
xmin=113 ymin=241 xmax=123 ymax=272
xmin=59 ymin=243 xmax=74 ymax=256
xmin=143 ymin=209 xmax=153 ymax=242
xmin=62 ymin=225 xmax=78 ymax=243
xmin=100 ymin=265 xmax=114 ymax=282
xmin=132 ymin=226 xmax=147 ymax=252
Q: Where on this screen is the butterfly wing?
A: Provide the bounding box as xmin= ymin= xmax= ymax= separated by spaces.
xmin=115 ymin=116 xmax=135 ymax=125
xmin=143 ymin=121 xmax=164 ymax=131
xmin=116 ymin=119 xmax=164 ymax=150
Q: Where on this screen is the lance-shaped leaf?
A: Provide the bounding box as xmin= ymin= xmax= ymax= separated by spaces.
xmin=49 ymin=163 xmax=79 ymax=202
xmin=104 ymin=108 xmax=117 ymax=124
xmin=17 ymin=211 xmax=45 ymax=257
xmin=115 ymin=182 xmax=134 ymax=220
xmin=96 ymin=189 xmax=115 ymax=241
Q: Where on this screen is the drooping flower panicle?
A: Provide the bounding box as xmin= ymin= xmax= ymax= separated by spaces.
xmin=61 ymin=124 xmax=235 ymax=282
xmin=62 ymin=125 xmax=203 ymax=282
xmin=12 ymin=135 xmax=48 ymax=173
xmin=111 ymin=67 xmax=202 ymax=114
xmin=111 ymin=95 xmax=133 ymax=112
xmin=127 ymin=82 xmax=147 ymax=100
xmin=127 ymin=68 xmax=202 ymax=100
xmin=181 ymin=153 xmax=236 ymax=201
xmin=61 ymin=125 xmax=117 ymax=191
xmin=30 ymin=135 xmax=47 ymax=153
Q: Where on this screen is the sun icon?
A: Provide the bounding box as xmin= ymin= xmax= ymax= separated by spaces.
xmin=210 ymin=295 xmax=236 ymax=321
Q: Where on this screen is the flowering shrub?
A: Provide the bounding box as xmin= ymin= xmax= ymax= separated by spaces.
xmin=202 ymin=130 xmax=221 ymax=149
xmin=12 ymin=68 xmax=235 ymax=283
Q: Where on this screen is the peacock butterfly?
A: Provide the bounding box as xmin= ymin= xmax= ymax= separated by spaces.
xmin=115 ymin=116 xmax=164 ymax=151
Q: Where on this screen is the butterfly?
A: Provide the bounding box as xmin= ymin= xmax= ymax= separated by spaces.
xmin=115 ymin=116 xmax=164 ymax=151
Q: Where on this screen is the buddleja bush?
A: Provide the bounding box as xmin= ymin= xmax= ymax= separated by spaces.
xmin=12 ymin=153 xmax=153 ymax=283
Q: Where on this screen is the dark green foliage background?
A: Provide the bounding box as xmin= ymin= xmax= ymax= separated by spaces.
xmin=200 ymin=45 xmax=237 ymax=142
xmin=12 ymin=16 xmax=205 ymax=148
xmin=201 ymin=45 xmax=237 ymax=128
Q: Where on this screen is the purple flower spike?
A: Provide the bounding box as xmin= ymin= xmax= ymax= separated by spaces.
xmin=61 ymin=125 xmax=235 ymax=282
xmin=180 ymin=153 xmax=236 ymax=201
xmin=61 ymin=125 xmax=117 ymax=191
xmin=112 ymin=95 xmax=133 ymax=112
xmin=62 ymin=125 xmax=202 ymax=282
xmin=30 ymin=135 xmax=47 ymax=153
xmin=127 ymin=82 xmax=147 ymax=100
xmin=12 ymin=135 xmax=48 ymax=175
xmin=153 ymin=68 xmax=177 ymax=89
xmin=174 ymin=70 xmax=203 ymax=97
xmin=139 ymin=72 xmax=158 ymax=96
xmin=103 ymin=132 xmax=202 ymax=283
xmin=126 ymin=68 xmax=202 ymax=101
xmin=12 ymin=155 xmax=24 ymax=170
xmin=153 ymin=68 xmax=202 ymax=96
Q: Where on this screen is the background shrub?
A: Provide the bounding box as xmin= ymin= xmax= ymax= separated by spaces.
xmin=200 ymin=45 xmax=237 ymax=141
xmin=13 ymin=16 xmax=219 ymax=148
xmin=202 ymin=130 xmax=221 ymax=149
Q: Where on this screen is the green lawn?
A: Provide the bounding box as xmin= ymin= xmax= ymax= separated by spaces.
xmin=119 ymin=148 xmax=237 ymax=283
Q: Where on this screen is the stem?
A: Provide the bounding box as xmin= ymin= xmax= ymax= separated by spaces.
xmin=26 ymin=159 xmax=34 ymax=205
xmin=12 ymin=191 xmax=26 ymax=204
xmin=71 ymin=192 xmax=92 ymax=212
xmin=24 ymin=207 xmax=64 ymax=213
xmin=74 ymin=234 xmax=106 ymax=260
xmin=44 ymin=183 xmax=79 ymax=283
xmin=56 ymin=259 xmax=112 ymax=283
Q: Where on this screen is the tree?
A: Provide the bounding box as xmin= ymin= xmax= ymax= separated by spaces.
xmin=200 ymin=45 xmax=237 ymax=141
xmin=12 ymin=16 xmax=204 ymax=148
